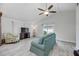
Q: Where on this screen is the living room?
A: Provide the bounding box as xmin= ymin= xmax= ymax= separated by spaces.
xmin=0 ymin=3 xmax=78 ymax=56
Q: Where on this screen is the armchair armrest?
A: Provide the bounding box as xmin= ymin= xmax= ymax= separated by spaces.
xmin=31 ymin=41 xmax=44 ymax=50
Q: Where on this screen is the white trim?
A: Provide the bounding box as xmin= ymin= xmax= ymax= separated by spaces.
xmin=57 ymin=39 xmax=76 ymax=44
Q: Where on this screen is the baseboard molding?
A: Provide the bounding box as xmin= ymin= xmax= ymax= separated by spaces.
xmin=57 ymin=39 xmax=76 ymax=44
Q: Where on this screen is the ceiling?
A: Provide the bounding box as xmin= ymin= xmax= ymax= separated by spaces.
xmin=0 ymin=3 xmax=76 ymax=23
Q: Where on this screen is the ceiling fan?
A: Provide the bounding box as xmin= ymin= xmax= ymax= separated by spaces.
xmin=38 ymin=4 xmax=56 ymax=16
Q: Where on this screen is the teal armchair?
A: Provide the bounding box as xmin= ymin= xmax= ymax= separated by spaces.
xmin=30 ymin=33 xmax=56 ymax=56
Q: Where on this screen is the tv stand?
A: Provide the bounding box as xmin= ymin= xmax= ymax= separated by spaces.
xmin=20 ymin=32 xmax=30 ymax=39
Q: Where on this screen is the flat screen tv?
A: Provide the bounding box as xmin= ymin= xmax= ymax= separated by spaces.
xmin=21 ymin=27 xmax=29 ymax=32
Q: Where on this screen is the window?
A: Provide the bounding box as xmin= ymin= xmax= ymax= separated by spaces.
xmin=43 ymin=24 xmax=55 ymax=35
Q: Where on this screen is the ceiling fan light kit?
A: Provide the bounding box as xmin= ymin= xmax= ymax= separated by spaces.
xmin=44 ymin=11 xmax=49 ymax=15
xmin=38 ymin=4 xmax=56 ymax=16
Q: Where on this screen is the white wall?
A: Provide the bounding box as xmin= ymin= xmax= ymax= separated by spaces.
xmin=36 ymin=11 xmax=76 ymax=43
xmin=76 ymin=5 xmax=79 ymax=49
xmin=1 ymin=16 xmax=26 ymax=39
xmin=1 ymin=16 xmax=35 ymax=38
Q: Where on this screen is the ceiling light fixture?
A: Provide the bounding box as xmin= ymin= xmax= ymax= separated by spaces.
xmin=37 ymin=3 xmax=56 ymax=16
xmin=44 ymin=11 xmax=49 ymax=15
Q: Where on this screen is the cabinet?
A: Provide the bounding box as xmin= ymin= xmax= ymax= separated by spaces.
xmin=20 ymin=32 xmax=30 ymax=39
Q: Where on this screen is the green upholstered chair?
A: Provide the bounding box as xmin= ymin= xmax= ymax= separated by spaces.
xmin=30 ymin=33 xmax=56 ymax=56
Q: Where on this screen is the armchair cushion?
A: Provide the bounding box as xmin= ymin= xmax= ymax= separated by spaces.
xmin=39 ymin=33 xmax=55 ymax=44
xmin=38 ymin=34 xmax=48 ymax=44
xmin=39 ymin=37 xmax=44 ymax=44
xmin=31 ymin=41 xmax=44 ymax=50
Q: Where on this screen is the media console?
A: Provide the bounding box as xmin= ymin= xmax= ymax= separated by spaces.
xmin=20 ymin=27 xmax=30 ymax=39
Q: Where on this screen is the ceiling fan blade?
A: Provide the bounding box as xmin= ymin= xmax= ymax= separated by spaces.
xmin=49 ymin=11 xmax=56 ymax=13
xmin=38 ymin=8 xmax=45 ymax=11
xmin=39 ymin=12 xmax=44 ymax=15
xmin=48 ymin=5 xmax=53 ymax=10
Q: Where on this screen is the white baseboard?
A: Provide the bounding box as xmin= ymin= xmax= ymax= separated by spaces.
xmin=57 ymin=39 xmax=76 ymax=44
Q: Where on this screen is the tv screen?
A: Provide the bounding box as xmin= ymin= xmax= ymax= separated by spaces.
xmin=21 ymin=27 xmax=29 ymax=32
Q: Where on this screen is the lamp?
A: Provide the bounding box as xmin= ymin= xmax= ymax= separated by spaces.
xmin=31 ymin=25 xmax=37 ymax=37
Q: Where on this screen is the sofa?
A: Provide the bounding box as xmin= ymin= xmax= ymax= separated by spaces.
xmin=30 ymin=33 xmax=56 ymax=56
xmin=4 ymin=33 xmax=20 ymax=43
